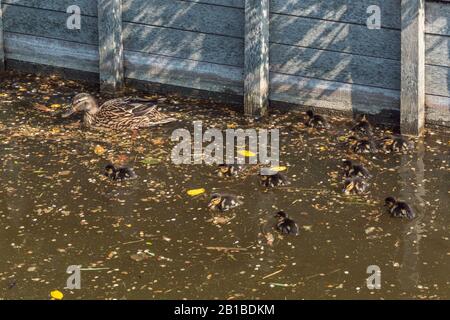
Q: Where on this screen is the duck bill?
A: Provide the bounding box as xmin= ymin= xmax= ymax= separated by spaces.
xmin=61 ymin=108 xmax=75 ymax=118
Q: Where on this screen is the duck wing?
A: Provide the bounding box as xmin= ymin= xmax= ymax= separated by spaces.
xmin=101 ymin=97 xmax=158 ymax=116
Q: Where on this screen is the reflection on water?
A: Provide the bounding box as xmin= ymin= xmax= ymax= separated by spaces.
xmin=0 ymin=73 xmax=449 ymax=299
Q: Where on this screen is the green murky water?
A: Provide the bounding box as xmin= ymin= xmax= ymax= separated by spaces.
xmin=0 ymin=72 xmax=449 ymax=300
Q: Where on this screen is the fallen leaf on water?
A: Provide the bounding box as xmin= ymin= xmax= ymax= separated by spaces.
xmin=151 ymin=138 xmax=165 ymax=145
xmin=265 ymin=232 xmax=275 ymax=246
xmin=187 ymin=188 xmax=205 ymax=196
xmin=50 ymin=104 xmax=62 ymax=109
xmin=270 ymin=166 xmax=287 ymax=172
xmin=130 ymin=253 xmax=149 ymax=262
xmin=33 ymin=103 xmax=53 ymax=113
xmin=94 ymin=145 xmax=106 ymax=156
xmin=238 ymin=150 xmax=256 ymax=157
xmin=141 ymin=156 xmax=161 ymax=165
xmin=50 ymin=290 xmax=63 ymax=300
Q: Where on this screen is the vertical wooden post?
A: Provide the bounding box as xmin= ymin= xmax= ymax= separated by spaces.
xmin=98 ymin=0 xmax=124 ymax=93
xmin=244 ymin=0 xmax=269 ymax=118
xmin=0 ymin=0 xmax=5 ymax=71
xmin=401 ymin=0 xmax=425 ymax=136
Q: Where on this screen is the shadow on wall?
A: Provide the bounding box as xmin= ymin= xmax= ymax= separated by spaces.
xmin=122 ymin=0 xmax=405 ymax=121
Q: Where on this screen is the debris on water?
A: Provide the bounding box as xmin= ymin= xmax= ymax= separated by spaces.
xmin=50 ymin=290 xmax=64 ymax=300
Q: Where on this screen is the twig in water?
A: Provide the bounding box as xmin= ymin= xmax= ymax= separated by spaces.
xmin=262 ymin=269 xmax=283 ymax=280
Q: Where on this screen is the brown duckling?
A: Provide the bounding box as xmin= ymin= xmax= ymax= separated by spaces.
xmin=351 ymin=115 xmax=373 ymax=136
xmin=104 ymin=164 xmax=137 ymax=181
xmin=342 ymin=160 xmax=372 ymax=179
xmin=343 ymin=177 xmax=369 ymax=195
xmin=274 ymin=211 xmax=299 ymax=236
xmin=305 ymin=110 xmax=330 ymax=129
xmin=217 ymin=164 xmax=244 ymax=177
xmin=259 ymin=172 xmax=290 ymax=188
xmin=384 ymin=197 xmax=415 ymax=219
xmin=379 ymin=135 xmax=411 ymax=153
xmin=347 ymin=136 xmax=378 ymax=154
xmin=208 ymin=193 xmax=243 ymax=211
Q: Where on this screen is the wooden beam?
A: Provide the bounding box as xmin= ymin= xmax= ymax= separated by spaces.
xmin=98 ymin=0 xmax=124 ymax=93
xmin=400 ymin=0 xmax=425 ymax=136
xmin=244 ymin=0 xmax=269 ymax=118
xmin=0 ymin=0 xmax=5 ymax=71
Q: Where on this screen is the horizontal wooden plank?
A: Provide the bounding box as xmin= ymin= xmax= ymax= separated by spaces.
xmin=2 ymin=0 xmax=98 ymax=16
xmin=3 ymin=4 xmax=98 ymax=44
xmin=4 ymin=32 xmax=99 ymax=73
xmin=123 ymin=22 xmax=243 ymax=67
xmin=269 ymin=72 xmax=400 ymax=115
xmin=124 ymin=50 xmax=243 ymax=95
xmin=123 ymin=0 xmax=243 ymax=38
xmin=270 ymin=14 xmax=400 ymax=60
xmin=178 ymin=0 xmax=243 ymax=8
xmin=270 ymin=43 xmax=400 ymax=90
xmin=425 ymin=1 xmax=450 ymax=36
xmin=425 ymin=94 xmax=450 ymax=126
xmin=426 ymin=34 xmax=450 ymax=67
xmin=271 ymin=0 xmax=400 ymax=29
xmin=426 ymin=64 xmax=450 ymax=97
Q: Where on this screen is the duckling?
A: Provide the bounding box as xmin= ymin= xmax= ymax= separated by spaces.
xmin=347 ymin=136 xmax=378 ymax=154
xmin=352 ymin=115 xmax=373 ymax=136
xmin=343 ymin=177 xmax=369 ymax=195
xmin=104 ymin=164 xmax=137 ymax=181
xmin=208 ymin=193 xmax=243 ymax=212
xmin=274 ymin=211 xmax=299 ymax=236
xmin=305 ymin=110 xmax=330 ymax=129
xmin=379 ymin=135 xmax=411 ymax=153
xmin=342 ymin=160 xmax=372 ymax=179
xmin=259 ymin=172 xmax=290 ymax=188
xmin=384 ymin=197 xmax=415 ymax=219
xmin=217 ymin=164 xmax=244 ymax=177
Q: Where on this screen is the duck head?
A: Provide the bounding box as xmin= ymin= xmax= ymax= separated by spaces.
xmin=274 ymin=211 xmax=288 ymax=219
xmin=62 ymin=93 xmax=99 ymax=118
xmin=384 ymin=196 xmax=396 ymax=209
xmin=208 ymin=194 xmax=222 ymax=209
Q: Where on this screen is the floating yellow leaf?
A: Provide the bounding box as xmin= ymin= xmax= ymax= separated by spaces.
xmin=51 ymin=128 xmax=60 ymax=134
xmin=50 ymin=290 xmax=63 ymax=300
xmin=227 ymin=123 xmax=238 ymax=129
xmin=319 ymin=146 xmax=327 ymax=151
xmin=0 ymin=93 xmax=8 ymax=98
xmin=238 ymin=150 xmax=256 ymax=157
xmin=337 ymin=136 xmax=347 ymax=142
xmin=270 ymin=166 xmax=287 ymax=172
xmin=50 ymin=104 xmax=62 ymax=109
xmin=187 ymin=188 xmax=206 ymax=196
xmin=94 ymin=145 xmax=106 ymax=155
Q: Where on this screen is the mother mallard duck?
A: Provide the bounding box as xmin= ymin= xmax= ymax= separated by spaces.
xmin=62 ymin=93 xmax=176 ymax=130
